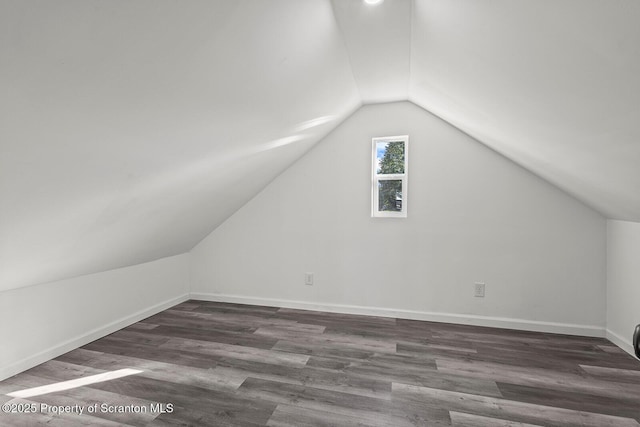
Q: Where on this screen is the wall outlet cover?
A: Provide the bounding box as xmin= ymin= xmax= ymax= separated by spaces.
xmin=305 ymin=273 xmax=314 ymax=286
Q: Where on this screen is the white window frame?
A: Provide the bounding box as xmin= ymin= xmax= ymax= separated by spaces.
xmin=372 ymin=135 xmax=408 ymax=218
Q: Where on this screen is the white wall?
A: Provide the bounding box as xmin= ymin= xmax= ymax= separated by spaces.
xmin=607 ymin=220 xmax=640 ymax=358
xmin=0 ymin=253 xmax=189 ymax=380
xmin=190 ymin=101 xmax=607 ymax=335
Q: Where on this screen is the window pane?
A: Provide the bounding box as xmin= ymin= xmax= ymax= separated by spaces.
xmin=378 ymin=180 xmax=403 ymax=212
xmin=376 ymin=140 xmax=405 ymax=175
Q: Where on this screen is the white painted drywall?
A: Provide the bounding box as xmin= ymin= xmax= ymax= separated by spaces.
xmin=190 ymin=101 xmax=606 ymax=333
xmin=1 ymin=0 xmax=360 ymax=291
xmin=606 ymin=219 xmax=640 ymax=357
xmin=330 ymin=0 xmax=411 ymax=103
xmin=0 ymin=253 xmax=189 ymax=380
xmin=410 ymin=0 xmax=640 ymax=222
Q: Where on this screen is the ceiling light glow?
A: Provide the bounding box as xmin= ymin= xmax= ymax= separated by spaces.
xmin=364 ymin=0 xmax=384 ymax=5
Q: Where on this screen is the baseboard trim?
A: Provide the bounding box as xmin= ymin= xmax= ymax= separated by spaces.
xmin=606 ymin=328 xmax=638 ymax=359
xmin=190 ymin=292 xmax=605 ymax=338
xmin=0 ymin=293 xmax=190 ymax=382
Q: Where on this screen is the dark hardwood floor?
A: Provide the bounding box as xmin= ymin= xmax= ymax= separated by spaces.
xmin=2 ymin=300 xmax=640 ymax=426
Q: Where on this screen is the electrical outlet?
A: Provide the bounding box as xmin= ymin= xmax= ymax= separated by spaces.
xmin=474 ymin=282 xmax=485 ymax=298
xmin=305 ymin=272 xmax=314 ymax=286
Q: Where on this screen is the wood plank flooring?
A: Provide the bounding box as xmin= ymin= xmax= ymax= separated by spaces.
xmin=2 ymin=300 xmax=640 ymax=426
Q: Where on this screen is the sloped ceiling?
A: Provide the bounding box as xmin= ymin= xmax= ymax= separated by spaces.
xmin=0 ymin=0 xmax=360 ymax=290
xmin=1 ymin=0 xmax=639 ymax=291
xmin=409 ymin=0 xmax=640 ymax=222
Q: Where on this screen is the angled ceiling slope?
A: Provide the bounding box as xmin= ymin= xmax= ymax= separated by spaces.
xmin=331 ymin=0 xmax=412 ymax=103
xmin=0 ymin=0 xmax=360 ymax=291
xmin=2 ymin=0 xmax=639 ymax=292
xmin=409 ymin=0 xmax=640 ymax=221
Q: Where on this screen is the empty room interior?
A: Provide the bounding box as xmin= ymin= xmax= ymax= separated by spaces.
xmin=1 ymin=0 xmax=640 ymax=426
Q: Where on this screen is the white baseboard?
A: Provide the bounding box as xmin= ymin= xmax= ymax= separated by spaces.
xmin=190 ymin=292 xmax=605 ymax=338
xmin=0 ymin=293 xmax=190 ymax=382
xmin=606 ymin=328 xmax=638 ymax=359
xmin=1 ymin=291 xmax=612 ymax=383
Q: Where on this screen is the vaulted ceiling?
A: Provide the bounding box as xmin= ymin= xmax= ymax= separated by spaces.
xmin=1 ymin=0 xmax=639 ymax=291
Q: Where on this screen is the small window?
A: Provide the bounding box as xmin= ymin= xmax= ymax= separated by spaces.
xmin=372 ymin=135 xmax=408 ymax=217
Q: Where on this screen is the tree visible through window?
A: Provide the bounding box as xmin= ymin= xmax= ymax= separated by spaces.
xmin=372 ymin=136 xmax=408 ymax=217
